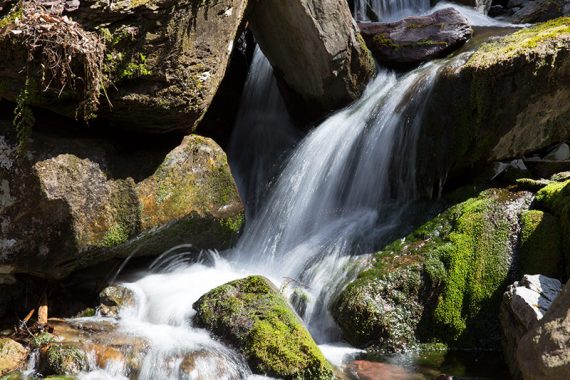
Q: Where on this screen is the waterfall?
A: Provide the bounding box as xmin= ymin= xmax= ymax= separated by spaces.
xmin=228 ymin=47 xmax=301 ymax=219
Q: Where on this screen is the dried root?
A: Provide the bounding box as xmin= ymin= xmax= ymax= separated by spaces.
xmin=7 ymin=0 xmax=107 ymax=120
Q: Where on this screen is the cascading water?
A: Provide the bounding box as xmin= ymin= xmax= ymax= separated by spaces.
xmin=31 ymin=3 xmax=517 ymax=380
xmin=354 ymin=0 xmax=430 ymax=22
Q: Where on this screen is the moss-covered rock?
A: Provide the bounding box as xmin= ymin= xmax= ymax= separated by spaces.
xmin=535 ymin=179 xmax=570 ymax=276
xmin=0 ymin=111 xmax=242 ymax=278
xmin=518 ymin=210 xmax=563 ymax=279
xmin=0 ymin=338 xmax=27 ymax=376
xmin=419 ymin=17 xmax=570 ymax=190
xmin=0 ymin=0 xmax=249 ymax=133
xmin=42 ymin=344 xmax=88 ymax=375
xmin=332 ymin=188 xmax=532 ymax=351
xmin=193 ymin=276 xmax=334 ymax=379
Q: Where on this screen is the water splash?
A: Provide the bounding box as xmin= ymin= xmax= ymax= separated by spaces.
xmin=354 ymin=0 xmax=430 ymax=22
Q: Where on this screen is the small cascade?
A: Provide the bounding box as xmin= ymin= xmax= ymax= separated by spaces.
xmin=228 ymin=46 xmax=301 ymax=218
xmin=354 ymin=0 xmax=430 ymax=22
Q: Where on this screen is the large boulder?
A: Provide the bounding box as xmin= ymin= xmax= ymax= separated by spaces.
xmin=500 ymin=275 xmax=562 ymax=379
xmin=517 ymin=279 xmax=570 ymax=379
xmin=0 ymin=110 xmax=243 ymax=278
xmin=248 ymin=0 xmax=376 ymax=124
xmin=359 ymin=8 xmax=473 ymax=68
xmin=509 ymin=0 xmax=565 ymax=24
xmin=419 ymin=18 xmax=570 ymax=190
xmin=332 ymin=188 xmax=532 ymax=351
xmin=0 ymin=0 xmax=249 ymax=133
xmin=193 ymin=275 xmax=334 ymax=379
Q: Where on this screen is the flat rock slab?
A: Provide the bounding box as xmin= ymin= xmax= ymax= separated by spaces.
xmin=359 ymin=7 xmax=472 ymax=68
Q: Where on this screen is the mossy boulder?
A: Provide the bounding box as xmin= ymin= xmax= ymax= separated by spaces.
xmin=41 ymin=344 xmax=88 ymax=376
xmin=98 ymin=285 xmax=135 ymax=317
xmin=535 ymin=179 xmax=570 ymax=276
xmin=249 ymin=0 xmax=375 ymax=124
xmin=518 ymin=210 xmax=563 ymax=279
xmin=332 ymin=188 xmax=532 ymax=351
xmin=419 ymin=17 xmax=570 ymax=189
xmin=193 ymin=276 xmax=334 ymax=379
xmin=0 ymin=111 xmax=242 ymax=278
xmin=0 ymin=0 xmax=249 ymax=133
xmin=0 ymin=338 xmax=27 ymax=376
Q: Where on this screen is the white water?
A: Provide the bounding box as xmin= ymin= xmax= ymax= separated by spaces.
xmin=354 ymin=0 xmax=430 ymax=22
xmin=35 ymin=2 xmax=516 ymax=380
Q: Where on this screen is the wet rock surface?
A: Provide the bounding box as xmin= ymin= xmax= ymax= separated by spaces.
xmin=0 ymin=338 xmax=28 ymax=375
xmin=359 ymin=8 xmax=473 ymax=68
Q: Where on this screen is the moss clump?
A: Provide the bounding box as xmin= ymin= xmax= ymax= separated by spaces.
xmin=44 ymin=345 xmax=87 ymax=375
xmin=121 ymin=53 xmax=151 ymax=79
xmin=193 ymin=276 xmax=334 ymax=379
xmin=101 ymin=223 xmax=129 ymax=248
xmin=30 ymin=333 xmax=56 ymax=349
xmin=518 ymin=210 xmax=563 ymax=278
xmin=467 ymin=17 xmax=570 ymax=68
xmin=333 ymin=188 xmax=531 ymax=350
xmin=373 ymin=34 xmax=399 ymax=49
xmin=0 ymin=2 xmax=23 ymax=30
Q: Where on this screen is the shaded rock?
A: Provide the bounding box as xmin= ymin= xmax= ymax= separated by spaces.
xmin=515 ymin=178 xmax=551 ymax=191
xmin=517 ymin=279 xmax=570 ymax=379
xmin=0 ymin=0 xmax=249 ymax=133
xmin=551 ymin=171 xmax=570 ymax=181
xmin=509 ymin=0 xmax=565 ymax=24
xmin=420 ymin=18 xmax=570 ymax=192
xmin=518 ymin=210 xmax=563 ymax=279
xmin=193 ymin=276 xmax=334 ymax=379
xmin=359 ymin=8 xmax=472 ymax=68
xmin=0 ymin=110 xmax=242 ymax=278
xmin=332 ymin=188 xmax=532 ymax=351
xmin=0 ymin=338 xmax=27 ymax=376
xmin=98 ymin=285 xmax=135 ymax=317
xmin=249 ymin=0 xmax=375 ymax=124
xmin=500 ymin=275 xmax=562 ymax=379
xmin=535 ymin=180 xmax=570 ymax=276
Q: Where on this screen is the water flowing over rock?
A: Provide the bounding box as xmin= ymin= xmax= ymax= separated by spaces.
xmin=451 ymin=0 xmax=493 ymax=14
xmin=517 ymin=279 xmax=570 ymax=379
xmin=359 ymin=8 xmax=473 ymax=68
xmin=333 ymin=188 xmax=532 ymax=351
xmin=248 ymin=0 xmax=376 ymax=124
xmin=0 ymin=112 xmax=242 ymax=278
xmin=420 ymin=18 xmax=570 ymax=191
xmin=500 ymin=275 xmax=562 ymax=379
xmin=193 ymin=276 xmax=334 ymax=379
xmin=0 ymin=0 xmax=249 ymax=133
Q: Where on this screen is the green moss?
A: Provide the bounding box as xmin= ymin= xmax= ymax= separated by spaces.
xmin=121 ymin=53 xmax=151 ymax=79
xmin=518 ymin=210 xmax=562 ymax=278
xmin=194 ymin=276 xmax=334 ymax=379
xmin=45 ymin=345 xmax=87 ymax=375
xmin=0 ymin=2 xmax=23 ymax=30
xmin=334 ymin=188 xmax=530 ymax=350
xmin=101 ymin=223 xmax=129 ymax=247
xmin=31 ymin=332 xmax=56 ymax=349
xmin=373 ymin=34 xmax=399 ymax=49
xmin=468 ymin=17 xmax=570 ymax=68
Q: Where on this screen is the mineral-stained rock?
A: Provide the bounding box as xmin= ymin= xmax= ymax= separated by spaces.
xmin=359 ymin=8 xmax=472 ymax=68
xmin=193 ymin=276 xmax=334 ymax=379
xmin=249 ymin=0 xmax=376 ymax=124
